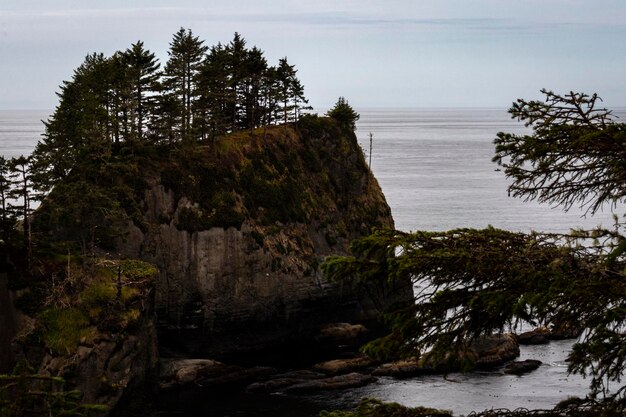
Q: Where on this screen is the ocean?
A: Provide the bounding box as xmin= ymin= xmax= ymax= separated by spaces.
xmin=1 ymin=108 xmax=623 ymax=415
xmin=356 ymin=108 xmax=623 ymax=233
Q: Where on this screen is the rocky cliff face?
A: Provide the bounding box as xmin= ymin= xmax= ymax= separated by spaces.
xmin=0 ymin=273 xmax=21 ymax=372
xmin=0 ymin=257 xmax=158 ymax=415
xmin=117 ymin=117 xmax=412 ymax=356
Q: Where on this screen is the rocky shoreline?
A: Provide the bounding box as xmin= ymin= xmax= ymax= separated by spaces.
xmin=158 ymin=327 xmax=533 ymax=398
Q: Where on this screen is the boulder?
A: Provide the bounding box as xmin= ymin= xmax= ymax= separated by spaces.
xmin=375 ymin=333 xmax=520 ymax=378
xmin=246 ymin=370 xmax=326 ymax=393
xmin=472 ymin=333 xmax=520 ymax=368
xmin=160 ymin=359 xmax=228 ymax=387
xmin=504 ymin=359 xmax=542 ymax=375
xmin=282 ymin=372 xmax=376 ymax=394
xmin=517 ymin=328 xmax=550 ymax=345
xmin=313 ymin=355 xmax=375 ymax=375
xmin=372 ymin=358 xmax=424 ymax=378
xmin=159 ymin=358 xmax=275 ymax=389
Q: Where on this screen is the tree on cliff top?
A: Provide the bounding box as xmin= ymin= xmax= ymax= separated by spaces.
xmin=327 ymin=97 xmax=360 ymax=130
xmin=323 ymin=90 xmax=626 ymax=412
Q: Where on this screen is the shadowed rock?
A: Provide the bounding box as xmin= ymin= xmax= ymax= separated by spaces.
xmin=504 ymin=359 xmax=542 ymax=375
xmin=282 ymin=372 xmax=376 ymax=393
xmin=517 ymin=328 xmax=550 ymax=345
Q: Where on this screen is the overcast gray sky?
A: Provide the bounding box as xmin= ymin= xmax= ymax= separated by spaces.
xmin=1 ymin=0 xmax=626 ymax=110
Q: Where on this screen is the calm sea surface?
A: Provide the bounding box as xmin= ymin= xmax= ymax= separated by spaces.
xmin=1 ymin=108 xmax=624 ymax=415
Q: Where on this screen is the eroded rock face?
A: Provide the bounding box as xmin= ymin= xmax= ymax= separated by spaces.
xmin=38 ymin=306 xmax=158 ymax=414
xmin=117 ymin=122 xmax=413 ymax=357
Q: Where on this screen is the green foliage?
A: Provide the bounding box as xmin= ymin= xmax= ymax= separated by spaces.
xmin=324 ymin=226 xmax=626 ymax=386
xmin=327 ymin=97 xmax=360 ymax=131
xmin=493 ymin=89 xmax=626 ymax=214
xmin=29 ymin=258 xmax=155 ymax=354
xmin=118 ymin=259 xmax=158 ymax=280
xmin=320 ymin=398 xmax=452 ymax=417
xmin=39 ymin=308 xmax=94 ymax=354
xmin=0 ymin=361 xmax=107 ymax=417
xmin=25 ymin=30 xmax=311 ymax=251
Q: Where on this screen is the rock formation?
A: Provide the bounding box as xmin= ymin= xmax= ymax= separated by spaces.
xmin=2 ymin=117 xmax=413 ymax=415
xmin=116 ymin=117 xmax=413 ymax=356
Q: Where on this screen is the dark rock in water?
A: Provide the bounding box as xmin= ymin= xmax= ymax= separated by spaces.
xmin=372 ymin=358 xmax=425 ymax=378
xmin=197 ymin=366 xmax=276 ymax=387
xmin=472 ymin=334 xmax=520 ymax=368
xmin=159 ymin=358 xmax=275 ymax=389
xmin=281 ymin=372 xmax=376 ymax=394
xmin=517 ymin=328 xmax=550 ymax=345
xmin=160 ymin=358 xmax=233 ymax=389
xmin=375 ymin=333 xmax=521 ymax=378
xmin=246 ymin=370 xmax=326 ymax=393
xmin=247 ymin=368 xmax=377 ymax=394
xmin=504 ymin=359 xmax=542 ymax=375
xmin=313 ymin=355 xmax=375 ymax=375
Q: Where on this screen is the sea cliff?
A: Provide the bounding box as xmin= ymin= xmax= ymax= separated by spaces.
xmin=116 ymin=116 xmax=412 ymax=356
xmin=2 ymin=116 xmax=412 ymax=413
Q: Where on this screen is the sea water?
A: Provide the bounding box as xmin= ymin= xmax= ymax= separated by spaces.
xmin=1 ymin=108 xmax=624 ymax=415
xmin=356 ymin=107 xmax=623 ymax=233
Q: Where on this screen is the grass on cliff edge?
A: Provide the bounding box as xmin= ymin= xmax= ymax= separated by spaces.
xmin=18 ymin=258 xmax=157 ymax=355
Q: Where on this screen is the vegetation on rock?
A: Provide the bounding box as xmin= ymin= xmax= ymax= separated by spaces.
xmin=327 ymin=97 xmax=360 ymax=131
xmin=1 ymin=28 xmax=388 ymax=416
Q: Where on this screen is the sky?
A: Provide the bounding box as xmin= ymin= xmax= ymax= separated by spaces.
xmin=1 ymin=0 xmax=626 ymax=110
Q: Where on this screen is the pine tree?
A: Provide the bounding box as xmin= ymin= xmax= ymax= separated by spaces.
xmin=0 ymin=156 xmax=12 ymax=242
xmin=7 ymin=156 xmax=35 ymax=267
xmin=122 ymin=41 xmax=161 ymax=142
xmin=260 ymin=65 xmax=279 ymax=127
xmin=224 ymin=32 xmax=249 ymax=131
xmin=197 ymin=43 xmax=231 ymax=140
xmin=327 ymin=97 xmax=360 ymax=130
xmin=31 ymin=53 xmax=117 ymax=193
xmin=163 ymin=28 xmax=208 ymax=142
xmin=241 ymin=46 xmax=268 ymax=130
xmin=276 ymin=57 xmax=298 ymax=124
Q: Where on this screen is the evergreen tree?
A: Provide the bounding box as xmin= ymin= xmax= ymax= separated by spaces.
xmin=276 ymin=57 xmax=298 ymax=124
xmin=493 ymin=89 xmax=625 ymax=214
xmin=327 ymin=97 xmax=360 ymax=130
xmin=197 ymin=43 xmax=231 ymax=140
xmin=242 ymin=46 xmax=268 ymax=130
xmin=224 ymin=32 xmax=249 ymax=131
xmin=7 ymin=156 xmax=35 ymax=267
xmin=162 ymin=28 xmax=208 ymax=141
xmin=31 ymin=53 xmax=117 ymax=193
xmin=290 ymin=77 xmax=310 ymax=123
xmin=122 ymin=41 xmax=161 ymax=142
xmin=0 ymin=362 xmax=107 ymax=417
xmin=0 ymin=156 xmax=13 ymax=242
xmin=260 ymin=65 xmax=280 ymax=126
